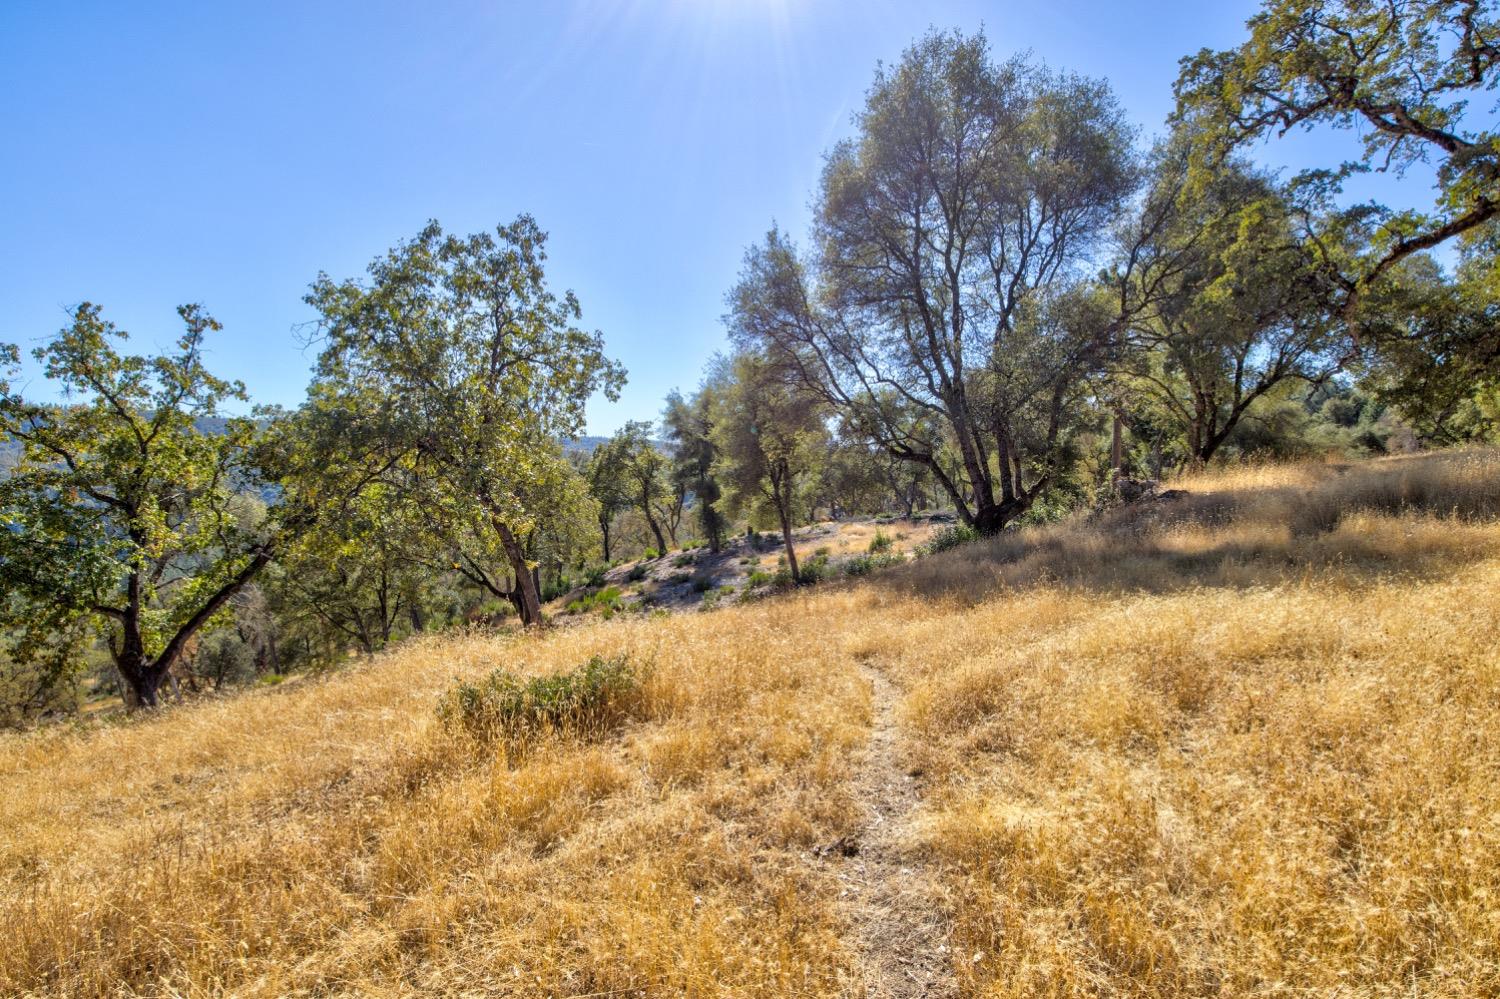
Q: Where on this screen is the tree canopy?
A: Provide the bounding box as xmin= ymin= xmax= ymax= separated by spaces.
xmin=0 ymin=305 xmax=283 ymax=707
xmin=302 ymin=216 xmax=625 ymax=627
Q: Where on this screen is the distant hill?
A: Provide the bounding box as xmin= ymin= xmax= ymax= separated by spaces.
xmin=4 ymin=426 xmax=625 ymax=476
xmin=563 ymin=435 xmax=609 ymax=455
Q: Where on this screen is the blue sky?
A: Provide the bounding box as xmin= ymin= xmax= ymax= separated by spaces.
xmin=0 ymin=1 xmax=1439 ymax=434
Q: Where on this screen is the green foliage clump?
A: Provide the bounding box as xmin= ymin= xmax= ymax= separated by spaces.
xmin=917 ymin=524 xmax=981 ymax=557
xmin=437 ymin=655 xmax=638 ymax=745
xmin=698 ymin=585 xmax=736 ymax=610
xmin=797 ymin=552 xmax=832 ymax=585
xmin=844 ymin=552 xmax=905 ymax=577
xmin=867 ymin=530 xmax=894 ymax=554
xmin=672 ymin=553 xmax=697 ymax=568
xmin=625 ymin=563 xmax=649 ymax=583
xmin=746 ymin=568 xmax=774 ymax=588
xmin=541 ymin=575 xmax=575 ymax=603
xmin=564 ymin=586 xmax=623 ymax=618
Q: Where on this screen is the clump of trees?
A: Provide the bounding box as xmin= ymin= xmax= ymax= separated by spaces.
xmin=4 ymin=1 xmax=1499 ymax=725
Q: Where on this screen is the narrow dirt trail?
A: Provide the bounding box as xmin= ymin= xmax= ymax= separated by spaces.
xmin=833 ymin=661 xmax=958 ymax=998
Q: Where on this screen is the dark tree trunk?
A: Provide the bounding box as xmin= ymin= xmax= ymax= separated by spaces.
xmin=643 ymin=506 xmax=667 ymax=556
xmin=778 ymin=515 xmax=800 ymax=584
xmin=117 ymin=656 xmax=169 ymax=710
xmin=1111 ymin=413 xmax=1125 ymax=482
xmin=972 ymin=495 xmax=1030 ymax=537
xmin=600 ymin=517 xmax=612 ymax=562
xmin=773 ymin=482 xmax=801 ymax=584
xmin=494 ymin=519 xmax=543 ymax=626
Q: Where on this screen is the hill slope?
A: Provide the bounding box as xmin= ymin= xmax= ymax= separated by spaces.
xmin=2 ymin=452 xmax=1499 ymax=997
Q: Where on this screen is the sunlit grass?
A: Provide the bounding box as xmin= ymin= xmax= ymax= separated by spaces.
xmin=2 ymin=450 xmax=1498 ymax=996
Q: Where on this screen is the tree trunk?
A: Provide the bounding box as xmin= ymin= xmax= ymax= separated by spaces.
xmin=117 ymin=657 xmax=169 ymax=710
xmin=643 ymin=507 xmax=667 ymax=556
xmin=972 ymin=494 xmax=1030 ymax=536
xmin=600 ymin=518 xmax=612 ymax=562
xmin=1111 ymin=413 xmax=1125 ymax=482
xmin=494 ymin=519 xmax=543 ymax=626
xmin=776 ymin=500 xmax=801 ymax=584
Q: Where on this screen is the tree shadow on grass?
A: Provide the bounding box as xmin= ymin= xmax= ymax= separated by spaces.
xmin=871 ymin=449 xmax=1500 ymax=604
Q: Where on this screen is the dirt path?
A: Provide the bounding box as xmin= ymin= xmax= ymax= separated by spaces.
xmin=831 ymin=661 xmax=958 ymax=998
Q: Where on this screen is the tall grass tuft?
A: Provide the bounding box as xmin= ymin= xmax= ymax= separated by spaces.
xmin=437 ymin=655 xmax=640 ymax=746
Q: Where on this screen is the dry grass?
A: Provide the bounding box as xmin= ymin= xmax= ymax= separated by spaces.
xmin=2 ymin=450 xmax=1498 ymax=996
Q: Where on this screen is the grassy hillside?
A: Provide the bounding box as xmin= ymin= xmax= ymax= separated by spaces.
xmin=2 ymin=451 xmax=1498 ymax=997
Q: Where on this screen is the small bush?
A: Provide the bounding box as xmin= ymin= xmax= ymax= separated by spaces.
xmin=642 ymin=548 xmax=660 ymax=561
xmin=564 ymin=586 xmax=623 ymax=617
xmin=672 ymin=553 xmax=697 ymax=568
xmin=584 ymin=566 xmax=607 ymax=589
xmin=690 ymin=572 xmax=716 ymax=593
xmin=844 ymin=552 xmax=905 ymax=577
xmin=797 ymin=553 xmax=832 ymax=585
xmin=917 ymin=523 xmax=981 ymax=556
xmin=814 ymin=545 xmax=832 ymax=558
xmin=747 ymin=569 xmax=774 ymax=588
xmin=541 ymin=575 xmax=574 ymax=603
xmin=626 ymin=564 xmax=649 ymax=583
xmin=868 ymin=530 xmax=894 ymax=554
xmin=437 ymin=655 xmax=639 ymax=745
xmin=700 ymin=585 xmax=736 ymax=610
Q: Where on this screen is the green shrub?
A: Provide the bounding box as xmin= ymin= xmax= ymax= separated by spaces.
xmin=747 ymin=569 xmax=774 ymax=588
xmin=798 ymin=552 xmax=832 ymax=585
xmin=690 ymin=572 xmax=716 ymax=593
xmin=626 ymin=563 xmax=649 ymax=583
xmin=868 ymin=529 xmax=894 ymax=554
xmin=541 ymin=575 xmax=574 ymax=602
xmin=917 ymin=523 xmax=981 ymax=556
xmin=437 ymin=655 xmax=639 ymax=745
xmin=672 ymin=553 xmax=697 ymax=568
xmin=642 ymin=548 xmax=660 ymax=561
xmin=584 ymin=566 xmax=607 ymax=588
xmin=844 ymin=551 xmax=905 ymax=577
xmin=564 ymin=586 xmax=623 ymax=617
xmin=667 ymin=571 xmax=692 ymax=585
xmin=700 ymin=585 xmax=736 ymax=610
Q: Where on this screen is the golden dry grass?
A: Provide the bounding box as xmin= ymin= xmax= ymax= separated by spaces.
xmin=2 ymin=450 xmax=1498 ymax=997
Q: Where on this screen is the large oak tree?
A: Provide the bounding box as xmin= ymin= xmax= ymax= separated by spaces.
xmin=728 ymin=31 xmax=1143 ymax=534
xmin=0 ymin=305 xmax=284 ymax=708
xmin=303 ymin=217 xmax=624 ymax=627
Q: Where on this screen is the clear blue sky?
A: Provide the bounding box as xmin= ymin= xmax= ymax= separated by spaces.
xmin=0 ymin=1 xmax=1437 ymax=434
